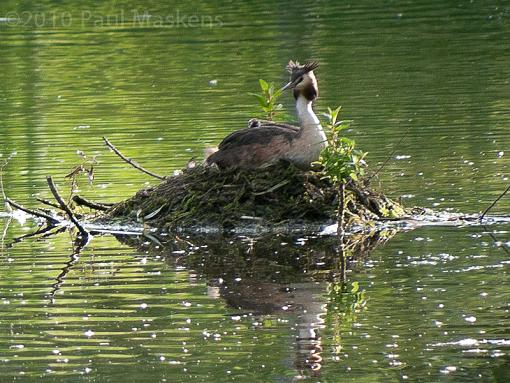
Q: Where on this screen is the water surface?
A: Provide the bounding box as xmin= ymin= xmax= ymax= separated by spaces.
xmin=0 ymin=1 xmax=509 ymax=381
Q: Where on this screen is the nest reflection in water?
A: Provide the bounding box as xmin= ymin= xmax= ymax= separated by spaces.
xmin=114 ymin=227 xmax=396 ymax=377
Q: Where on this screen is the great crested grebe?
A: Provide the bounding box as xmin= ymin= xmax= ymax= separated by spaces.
xmin=206 ymin=61 xmax=327 ymax=170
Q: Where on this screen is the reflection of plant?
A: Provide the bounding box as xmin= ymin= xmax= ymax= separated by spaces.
xmin=249 ymin=79 xmax=284 ymax=121
xmin=65 ymin=150 xmax=97 ymax=200
xmin=326 ymin=281 xmax=368 ymax=357
xmin=319 ymin=107 xmax=367 ymax=235
xmin=328 ymin=281 xmax=367 ymax=318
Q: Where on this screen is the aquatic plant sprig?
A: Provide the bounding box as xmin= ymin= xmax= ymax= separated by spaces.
xmin=63 ymin=150 xmax=102 ymax=210
xmin=319 ymin=106 xmax=367 ymax=184
xmin=319 ymin=106 xmax=368 ymax=236
xmin=64 ymin=150 xmax=98 ymax=200
xmin=249 ymin=79 xmax=284 ymax=121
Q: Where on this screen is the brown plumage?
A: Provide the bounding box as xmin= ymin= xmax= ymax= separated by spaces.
xmin=208 ymin=126 xmax=298 ymax=169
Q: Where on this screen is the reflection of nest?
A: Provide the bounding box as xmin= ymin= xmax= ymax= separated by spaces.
xmin=116 ymin=228 xmax=397 ymax=289
xmin=117 ymin=230 xmax=393 ymax=379
xmin=5 ymin=217 xmax=395 ymax=380
xmin=104 ymin=162 xmax=406 ymax=233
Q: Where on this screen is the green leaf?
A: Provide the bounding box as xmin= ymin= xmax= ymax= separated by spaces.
xmin=248 ymin=92 xmax=265 ymax=101
xmin=273 ymin=88 xmax=283 ymax=98
xmin=259 ymin=79 xmax=269 ymax=91
xmin=251 ymin=78 xmax=286 ymax=119
xmin=249 ymin=93 xmax=269 ymax=106
xmin=268 ymin=83 xmax=275 ymax=95
xmin=318 ymin=105 xmax=368 ymax=184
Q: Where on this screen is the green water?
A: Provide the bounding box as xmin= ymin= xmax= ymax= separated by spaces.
xmin=1 ymin=1 xmax=509 ymax=381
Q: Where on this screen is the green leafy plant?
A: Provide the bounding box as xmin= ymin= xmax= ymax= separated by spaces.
xmin=249 ymin=79 xmax=283 ymax=121
xmin=320 ymin=107 xmax=367 ymax=184
xmin=319 ymin=106 xmax=367 ymax=236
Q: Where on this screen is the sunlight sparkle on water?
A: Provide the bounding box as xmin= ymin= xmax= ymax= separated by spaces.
xmin=440 ymin=366 xmax=457 ymax=374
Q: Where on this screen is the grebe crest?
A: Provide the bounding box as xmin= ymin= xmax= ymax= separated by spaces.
xmin=285 ymin=60 xmax=319 ymax=101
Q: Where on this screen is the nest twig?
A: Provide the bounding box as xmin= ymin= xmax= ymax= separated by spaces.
xmin=103 ymin=137 xmax=165 ymax=180
xmin=72 ymin=195 xmax=113 ymax=211
xmin=5 ymin=198 xmax=60 ymax=224
xmin=46 ymin=176 xmax=89 ymax=238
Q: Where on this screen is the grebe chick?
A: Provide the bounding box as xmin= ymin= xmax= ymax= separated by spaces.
xmin=206 ymin=61 xmax=327 ymax=170
xmin=247 ymin=118 xmax=299 ymax=131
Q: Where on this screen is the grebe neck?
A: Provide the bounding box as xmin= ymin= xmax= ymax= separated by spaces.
xmin=296 ymin=95 xmax=321 ymax=130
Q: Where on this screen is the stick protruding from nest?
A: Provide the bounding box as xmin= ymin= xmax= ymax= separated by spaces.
xmin=103 ymin=137 xmax=165 ymax=180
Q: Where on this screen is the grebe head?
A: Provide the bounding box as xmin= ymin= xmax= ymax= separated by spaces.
xmin=281 ymin=60 xmax=319 ymax=101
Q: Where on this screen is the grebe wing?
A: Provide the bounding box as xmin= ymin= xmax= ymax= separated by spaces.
xmin=218 ymin=125 xmax=299 ymax=150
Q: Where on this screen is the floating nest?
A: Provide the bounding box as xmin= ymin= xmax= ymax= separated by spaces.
xmin=102 ymin=161 xmax=406 ymax=233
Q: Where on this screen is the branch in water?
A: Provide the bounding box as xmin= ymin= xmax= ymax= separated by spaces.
xmin=36 ymin=197 xmax=64 ymax=211
xmin=480 ymin=184 xmax=510 ymax=221
xmin=5 ymin=198 xmax=60 ymax=224
xmin=46 ymin=176 xmax=89 ymax=238
xmin=1 ymin=155 xmax=14 ymax=213
xmin=103 ymin=137 xmax=165 ymax=180
xmin=72 ymin=195 xmax=113 ymax=211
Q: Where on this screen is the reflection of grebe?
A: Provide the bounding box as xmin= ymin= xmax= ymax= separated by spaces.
xmin=206 ymin=279 xmax=326 ymax=377
xmin=292 ymin=283 xmax=325 ymax=377
xmin=206 ymin=61 xmax=327 ymax=170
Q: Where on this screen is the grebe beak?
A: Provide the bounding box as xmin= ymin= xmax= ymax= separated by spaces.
xmin=281 ymin=81 xmax=295 ymax=92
